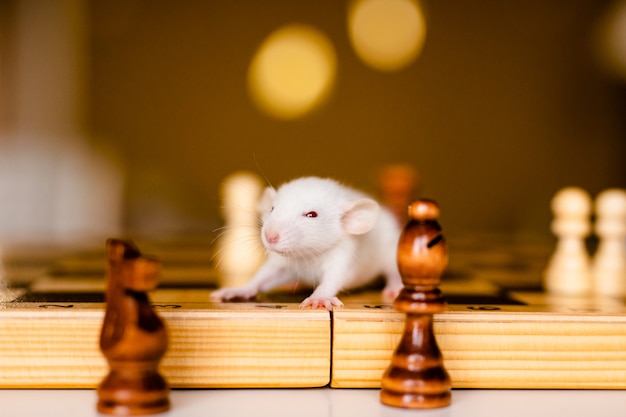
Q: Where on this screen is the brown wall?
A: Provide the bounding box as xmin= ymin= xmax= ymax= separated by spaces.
xmin=17 ymin=0 xmax=626 ymax=238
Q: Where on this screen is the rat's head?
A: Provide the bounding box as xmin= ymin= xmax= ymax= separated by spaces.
xmin=256 ymin=177 xmax=380 ymax=258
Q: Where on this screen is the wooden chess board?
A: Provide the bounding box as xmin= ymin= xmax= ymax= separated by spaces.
xmin=0 ymin=234 xmax=625 ymax=389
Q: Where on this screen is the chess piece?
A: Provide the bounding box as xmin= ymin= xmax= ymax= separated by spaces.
xmin=218 ymin=171 xmax=266 ymax=288
xmin=97 ymin=239 xmax=170 ymax=415
xmin=377 ymin=164 xmax=419 ymax=226
xmin=543 ymin=187 xmax=592 ymax=296
xmin=380 ymin=200 xmax=451 ymax=409
xmin=592 ymin=188 xmax=626 ymax=297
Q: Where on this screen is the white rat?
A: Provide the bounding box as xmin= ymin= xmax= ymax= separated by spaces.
xmin=211 ymin=176 xmax=403 ymax=309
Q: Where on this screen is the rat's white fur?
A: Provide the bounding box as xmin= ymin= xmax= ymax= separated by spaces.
xmin=211 ymin=177 xmax=403 ymax=309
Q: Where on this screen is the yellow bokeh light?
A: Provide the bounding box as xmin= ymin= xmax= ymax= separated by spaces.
xmin=248 ymin=24 xmax=337 ymax=120
xmin=348 ymin=0 xmax=426 ymax=72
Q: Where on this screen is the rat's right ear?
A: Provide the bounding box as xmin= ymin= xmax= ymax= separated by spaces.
xmin=256 ymin=186 xmax=277 ymax=215
xmin=341 ymin=198 xmax=380 ymax=235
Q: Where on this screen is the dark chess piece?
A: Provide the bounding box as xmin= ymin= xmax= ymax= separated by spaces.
xmin=380 ymin=200 xmax=451 ymax=409
xmin=97 ymin=239 xmax=170 ymax=415
xmin=377 ymin=164 xmax=419 ymax=227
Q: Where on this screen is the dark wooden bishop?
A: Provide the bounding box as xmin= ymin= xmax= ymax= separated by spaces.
xmin=380 ymin=200 xmax=451 ymax=409
xmin=97 ymin=239 xmax=170 ymax=415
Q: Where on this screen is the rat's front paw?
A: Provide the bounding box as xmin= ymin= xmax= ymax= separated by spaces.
xmin=210 ymin=287 xmax=257 ymax=301
xmin=299 ymin=296 xmax=344 ymax=310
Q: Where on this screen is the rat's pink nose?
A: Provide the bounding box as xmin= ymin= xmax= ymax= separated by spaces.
xmin=264 ymin=230 xmax=280 ymax=244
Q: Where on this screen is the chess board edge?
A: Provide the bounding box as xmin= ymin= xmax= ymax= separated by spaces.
xmin=0 ymin=302 xmax=331 ymax=388
xmin=330 ymin=301 xmax=626 ymax=389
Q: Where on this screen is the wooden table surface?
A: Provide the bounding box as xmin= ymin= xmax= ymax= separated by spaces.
xmin=1 ymin=388 xmax=624 ymax=417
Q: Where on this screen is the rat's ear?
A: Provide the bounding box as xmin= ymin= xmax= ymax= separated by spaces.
xmin=256 ymin=186 xmax=276 ymax=215
xmin=341 ymin=198 xmax=380 ymax=235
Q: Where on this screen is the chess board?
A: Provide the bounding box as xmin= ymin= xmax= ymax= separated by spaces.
xmin=0 ymin=234 xmax=625 ymax=389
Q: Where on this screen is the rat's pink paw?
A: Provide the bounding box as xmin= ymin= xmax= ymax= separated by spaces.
xmin=382 ymin=285 xmax=402 ymax=302
xmin=210 ymin=287 xmax=257 ymax=301
xmin=299 ymin=296 xmax=344 ymax=310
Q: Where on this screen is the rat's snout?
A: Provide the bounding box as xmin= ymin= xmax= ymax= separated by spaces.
xmin=263 ymin=228 xmax=280 ymax=245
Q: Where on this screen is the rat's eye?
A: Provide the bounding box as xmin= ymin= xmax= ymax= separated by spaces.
xmin=304 ymin=211 xmax=318 ymax=218
xmin=270 ymin=206 xmax=274 ymax=212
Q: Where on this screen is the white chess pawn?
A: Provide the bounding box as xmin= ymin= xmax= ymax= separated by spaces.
xmin=217 ymin=171 xmax=266 ymax=288
xmin=591 ymin=188 xmax=626 ymax=298
xmin=544 ymin=187 xmax=592 ymax=296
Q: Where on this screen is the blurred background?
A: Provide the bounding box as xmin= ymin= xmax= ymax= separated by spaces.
xmin=0 ymin=0 xmax=625 ymax=246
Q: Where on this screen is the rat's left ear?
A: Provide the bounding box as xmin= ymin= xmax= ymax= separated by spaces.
xmin=256 ymin=186 xmax=276 ymax=215
xmin=341 ymin=198 xmax=380 ymax=235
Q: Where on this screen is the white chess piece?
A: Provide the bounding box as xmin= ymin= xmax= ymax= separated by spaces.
xmin=591 ymin=188 xmax=626 ymax=298
xmin=218 ymin=171 xmax=266 ymax=288
xmin=544 ymin=187 xmax=592 ymax=296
